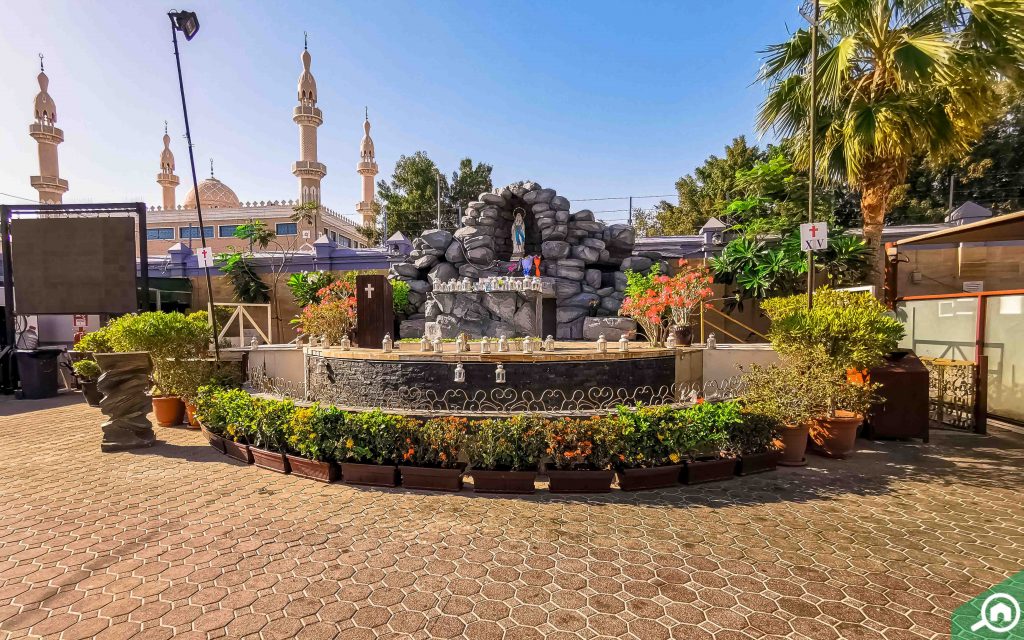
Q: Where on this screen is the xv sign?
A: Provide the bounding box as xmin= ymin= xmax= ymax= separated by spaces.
xmin=800 ymin=222 xmax=828 ymax=252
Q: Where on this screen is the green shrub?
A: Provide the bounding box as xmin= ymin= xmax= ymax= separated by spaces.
xmin=76 ymin=328 xmax=113 ymax=354
xmin=104 ymin=312 xmax=211 ymax=396
xmin=287 ymin=270 xmax=339 ymax=308
xmin=72 ymin=359 xmax=101 ymax=381
xmin=286 ymin=405 xmax=344 ymax=461
xmin=251 ymin=397 xmax=295 ymax=452
xmin=337 ymin=409 xmax=415 ymax=465
xmin=672 ymin=400 xmax=740 ymax=460
xmin=390 ymin=279 xmax=410 ymax=315
xmin=465 ymin=416 xmax=547 ymax=471
xmin=761 ymin=287 xmax=905 ymax=371
xmin=730 ymin=410 xmax=781 ymax=456
xmin=544 ymin=416 xmax=616 ymax=471
xmin=398 ymin=416 xmax=467 ymax=468
xmin=194 ymin=386 xmax=257 ymax=441
xmin=610 ymin=405 xmax=679 ymax=468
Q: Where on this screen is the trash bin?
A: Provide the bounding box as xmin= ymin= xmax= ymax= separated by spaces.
xmin=15 ymin=347 xmax=64 ymax=399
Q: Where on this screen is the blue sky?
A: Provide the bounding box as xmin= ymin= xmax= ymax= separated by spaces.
xmin=1 ymin=0 xmax=798 ymax=224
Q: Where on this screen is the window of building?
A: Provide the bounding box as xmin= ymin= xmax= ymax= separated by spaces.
xmin=179 ymin=226 xmax=214 ymax=239
xmin=219 ymin=224 xmax=240 ymax=238
xmin=147 ymin=227 xmax=174 ymax=240
xmin=337 ymin=235 xmax=351 ymax=248
xmin=276 ymin=222 xmax=298 ymax=236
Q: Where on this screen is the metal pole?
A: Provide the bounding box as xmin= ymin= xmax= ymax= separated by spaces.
xmin=806 ymin=0 xmax=819 ymax=310
xmin=170 ymin=14 xmax=220 ymax=361
xmin=628 ymin=196 xmax=633 ymax=226
xmin=436 ymin=172 xmax=442 ymax=230
xmin=948 ymin=172 xmax=956 ymax=212
xmin=136 ymin=203 xmax=150 ymax=312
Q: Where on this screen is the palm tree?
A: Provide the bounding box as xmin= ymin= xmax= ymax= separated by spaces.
xmin=758 ymin=0 xmax=1024 ymax=289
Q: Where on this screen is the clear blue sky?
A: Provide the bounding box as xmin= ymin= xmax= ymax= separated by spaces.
xmin=1 ymin=0 xmax=797 ymax=224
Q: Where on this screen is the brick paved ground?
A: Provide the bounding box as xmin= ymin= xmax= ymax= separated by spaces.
xmin=1 ymin=395 xmax=1022 ymax=639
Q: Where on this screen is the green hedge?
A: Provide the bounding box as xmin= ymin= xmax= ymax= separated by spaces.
xmin=195 ymin=388 xmax=780 ymax=470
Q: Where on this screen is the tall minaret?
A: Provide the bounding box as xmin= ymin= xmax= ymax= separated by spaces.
xmin=156 ymin=122 xmax=179 ymax=210
xmin=292 ymin=35 xmax=326 ymax=211
xmin=29 ymin=55 xmax=68 ymax=204
xmin=356 ymin=108 xmax=378 ymax=229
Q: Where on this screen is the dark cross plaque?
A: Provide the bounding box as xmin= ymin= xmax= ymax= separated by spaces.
xmin=355 ymin=274 xmax=394 ymax=348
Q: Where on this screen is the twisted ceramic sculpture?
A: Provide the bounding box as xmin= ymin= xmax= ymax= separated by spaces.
xmin=95 ymin=352 xmax=155 ymax=452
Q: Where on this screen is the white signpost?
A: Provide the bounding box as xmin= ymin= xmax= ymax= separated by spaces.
xmin=800 ymin=222 xmax=828 ymax=251
xmin=196 ymin=246 xmax=216 ymax=268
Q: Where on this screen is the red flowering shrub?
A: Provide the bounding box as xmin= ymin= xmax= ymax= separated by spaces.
xmin=619 ymin=260 xmax=715 ymax=346
xmin=298 ymin=279 xmax=356 ymax=345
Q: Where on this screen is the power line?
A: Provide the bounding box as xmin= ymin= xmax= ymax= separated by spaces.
xmin=0 ymin=191 xmax=39 ymax=203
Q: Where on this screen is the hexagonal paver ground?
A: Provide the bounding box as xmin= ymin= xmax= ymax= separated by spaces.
xmin=1 ymin=395 xmax=1023 ymax=639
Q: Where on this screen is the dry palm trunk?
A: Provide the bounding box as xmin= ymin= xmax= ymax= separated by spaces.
xmin=859 ymin=159 xmax=906 ymax=295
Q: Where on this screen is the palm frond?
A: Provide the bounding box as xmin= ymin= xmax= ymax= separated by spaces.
xmin=759 ymin=29 xmax=814 ymax=81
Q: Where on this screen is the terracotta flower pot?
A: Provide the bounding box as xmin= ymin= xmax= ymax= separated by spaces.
xmin=251 ymin=447 xmax=290 ymax=473
xmin=199 ymin=423 xmax=226 ymax=454
xmin=184 ymin=402 xmax=200 ymax=429
xmin=615 ymin=465 xmax=682 ymax=491
xmin=470 ymin=469 xmax=537 ymax=494
xmin=341 ymin=463 xmax=400 ymax=487
xmin=152 ymin=395 xmax=186 ymax=427
xmin=223 ymin=440 xmax=253 ymax=464
xmin=683 ymin=457 xmax=736 ymax=484
xmin=810 ymin=411 xmax=863 ymax=459
xmin=547 ymin=469 xmax=615 ymax=493
xmin=401 ymin=464 xmax=466 ymax=492
xmin=81 ymin=381 xmax=103 ymax=407
xmin=287 ymin=455 xmax=339 ymax=483
xmin=735 ymin=450 xmax=779 ymax=476
xmin=776 ymin=423 xmax=811 ymax=467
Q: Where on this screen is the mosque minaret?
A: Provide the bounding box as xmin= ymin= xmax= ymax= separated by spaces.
xmin=292 ymin=37 xmax=326 ymax=208
xmin=356 ymin=108 xmax=378 ymax=229
xmin=156 ymin=122 xmax=180 ymax=210
xmin=29 ymin=55 xmax=68 ymax=204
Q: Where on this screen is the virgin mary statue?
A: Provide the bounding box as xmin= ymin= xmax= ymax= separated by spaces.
xmin=512 ymin=209 xmax=526 ymax=258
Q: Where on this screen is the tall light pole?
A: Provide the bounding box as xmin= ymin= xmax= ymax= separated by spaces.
xmin=801 ymin=0 xmax=820 ymax=309
xmin=169 ymin=9 xmax=220 ymax=360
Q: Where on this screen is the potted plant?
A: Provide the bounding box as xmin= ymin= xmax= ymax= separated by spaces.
xmin=73 ymin=359 xmax=103 ymax=407
xmin=619 ymin=261 xmax=715 ymax=347
xmin=761 ymin=289 xmax=902 ymax=458
xmin=247 ymin=397 xmax=294 ymax=473
xmin=397 ymin=416 xmax=468 ymax=492
xmin=296 ymin=280 xmax=357 ymax=346
xmin=544 ymin=417 xmax=616 ymax=493
xmin=193 ymin=386 xmax=254 ymax=459
xmin=729 ymin=410 xmax=781 ymax=475
xmin=104 ymin=312 xmax=211 ymax=427
xmin=675 ymin=400 xmax=738 ymax=484
xmin=611 ymin=406 xmax=682 ymax=490
xmin=336 ymin=409 xmax=408 ymax=487
xmin=465 ymin=416 xmax=546 ymax=494
xmin=285 ymin=405 xmax=341 ymax=482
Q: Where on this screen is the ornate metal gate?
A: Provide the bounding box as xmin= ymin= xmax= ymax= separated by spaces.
xmin=920 ymin=357 xmax=985 ymax=432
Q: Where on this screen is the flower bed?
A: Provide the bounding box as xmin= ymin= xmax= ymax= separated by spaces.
xmin=194 ymin=387 xmax=783 ymax=493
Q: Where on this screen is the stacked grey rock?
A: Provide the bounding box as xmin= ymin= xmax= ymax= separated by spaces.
xmin=391 ymin=180 xmax=654 ymax=339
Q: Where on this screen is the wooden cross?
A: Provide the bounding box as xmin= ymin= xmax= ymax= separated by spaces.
xmin=364 ymin=283 xmax=375 ymax=299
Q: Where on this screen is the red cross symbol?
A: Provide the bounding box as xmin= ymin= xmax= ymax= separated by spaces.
xmin=809 ymin=224 xmax=819 ymax=237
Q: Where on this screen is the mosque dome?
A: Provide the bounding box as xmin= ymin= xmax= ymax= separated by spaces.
xmin=183 ymin=176 xmax=241 ymax=209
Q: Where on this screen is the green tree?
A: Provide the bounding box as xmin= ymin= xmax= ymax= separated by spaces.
xmin=646 ymin=136 xmax=764 ymax=235
xmin=374 ymin=152 xmax=493 ymax=239
xmin=758 ymin=0 xmax=1024 ymax=290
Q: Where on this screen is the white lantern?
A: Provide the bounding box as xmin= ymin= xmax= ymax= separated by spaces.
xmin=480 ymin=337 xmax=491 ymax=354
xmin=522 ymin=336 xmax=534 ymax=354
xmin=456 ymin=334 xmax=468 ymax=353
xmin=420 ymin=336 xmax=430 ymax=352
xmin=454 ymin=362 xmax=465 ymax=383
xmin=495 ymin=363 xmax=506 ymax=384
xmin=432 ymin=338 xmax=443 ymax=353
xmin=382 ymin=333 xmax=393 ymax=353
xmin=707 ymin=332 xmax=717 ymax=349
xmin=340 ymin=335 xmax=351 ymax=351
xmin=596 ymin=334 xmax=607 ymax=353
xmin=544 ymin=335 xmax=555 ymax=352
xmin=665 ymin=333 xmax=677 ymax=349
xmin=618 ymin=335 xmax=629 ymax=352
xmin=498 ymin=335 xmax=509 ymax=353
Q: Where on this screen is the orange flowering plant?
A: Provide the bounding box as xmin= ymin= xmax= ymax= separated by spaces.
xmin=397 ymin=416 xmax=467 ymax=469
xmin=544 ymin=417 xmax=616 ymax=471
xmin=298 ymin=279 xmax=357 ymax=345
xmin=619 ymin=260 xmax=715 ymax=346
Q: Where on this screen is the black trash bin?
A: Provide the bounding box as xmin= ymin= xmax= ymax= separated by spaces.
xmin=15 ymin=347 xmax=64 ymax=399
